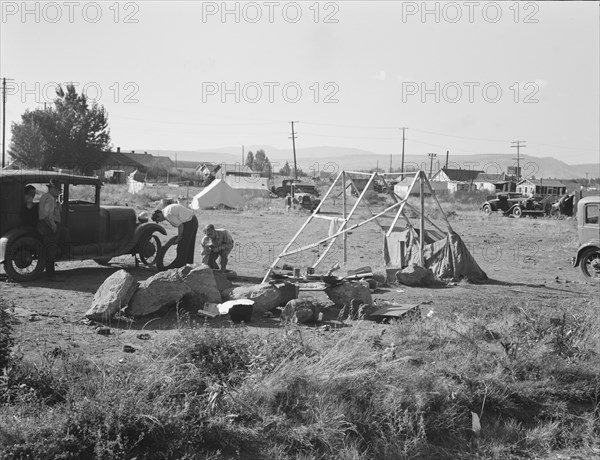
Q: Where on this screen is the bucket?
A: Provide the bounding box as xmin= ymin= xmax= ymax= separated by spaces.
xmin=293 ymin=268 xmax=301 ymax=277
xmin=306 ymin=267 xmax=315 ymax=275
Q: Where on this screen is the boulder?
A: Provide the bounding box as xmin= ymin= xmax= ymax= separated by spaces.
xmin=226 ymin=282 xmax=298 ymax=313
xmin=395 ymin=264 xmax=437 ymax=287
xmin=325 ymin=280 xmax=372 ymax=307
xmin=85 ymin=270 xmax=137 ymax=322
xmin=212 ymin=270 xmax=233 ymax=294
xmin=128 ymin=270 xmax=192 ymax=317
xmin=179 ymin=265 xmax=222 ymax=305
xmin=280 ymin=299 xmax=319 ymax=324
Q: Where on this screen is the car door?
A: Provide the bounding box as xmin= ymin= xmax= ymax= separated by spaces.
xmin=64 ymin=183 xmax=101 ymax=248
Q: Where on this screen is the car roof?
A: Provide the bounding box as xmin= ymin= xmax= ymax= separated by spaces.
xmin=0 ymin=169 xmax=101 ymax=185
xmin=579 ymin=195 xmax=600 ymax=205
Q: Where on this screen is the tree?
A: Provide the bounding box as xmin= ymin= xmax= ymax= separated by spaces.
xmin=253 ymin=149 xmax=266 ymax=172
xmin=279 ymin=161 xmax=291 ymax=176
xmin=245 ymin=151 xmax=254 ymax=170
xmin=263 ymin=157 xmax=272 ymax=178
xmin=9 ymin=84 xmax=111 ymax=172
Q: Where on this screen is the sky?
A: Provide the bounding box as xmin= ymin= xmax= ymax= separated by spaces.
xmin=1 ymin=1 xmax=599 ymax=165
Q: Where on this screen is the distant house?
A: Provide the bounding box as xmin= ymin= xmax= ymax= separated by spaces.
xmin=516 ymin=178 xmax=567 ymax=196
xmin=473 ymin=173 xmax=516 ymax=193
xmin=174 ymin=160 xmax=202 ymax=175
xmin=93 ymin=150 xmax=145 ymax=182
xmin=123 ymin=151 xmax=174 ymax=173
xmin=430 ymin=167 xmax=485 ymax=193
xmin=196 ymin=162 xmax=220 ymax=177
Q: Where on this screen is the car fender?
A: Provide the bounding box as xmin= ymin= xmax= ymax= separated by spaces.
xmin=0 ymin=227 xmax=40 ymax=264
xmin=573 ymin=240 xmax=600 ymax=267
xmin=503 ymin=204 xmax=519 ymax=215
xmin=132 ymin=223 xmax=167 ymax=246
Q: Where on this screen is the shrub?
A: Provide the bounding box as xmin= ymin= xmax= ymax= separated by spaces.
xmin=0 ymin=299 xmax=14 ymax=369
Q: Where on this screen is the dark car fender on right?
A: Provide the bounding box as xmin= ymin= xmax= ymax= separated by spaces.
xmin=573 ymin=240 xmax=600 ymax=267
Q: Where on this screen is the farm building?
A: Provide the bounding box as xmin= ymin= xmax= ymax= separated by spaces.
xmin=516 ymin=178 xmax=568 ymax=196
xmin=430 ymin=167 xmax=484 ymax=193
xmin=473 ymin=173 xmax=516 ymax=193
xmin=93 ymin=150 xmax=146 ymax=182
xmin=123 ymin=151 xmax=175 ymax=174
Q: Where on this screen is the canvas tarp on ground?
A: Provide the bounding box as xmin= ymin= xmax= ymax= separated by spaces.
xmin=384 ymin=230 xmax=488 ymax=283
xmin=223 ymin=175 xmax=270 ymax=198
xmin=191 ymin=179 xmax=245 ymax=210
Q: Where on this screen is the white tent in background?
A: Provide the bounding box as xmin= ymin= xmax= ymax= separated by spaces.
xmin=190 ymin=179 xmax=245 ymax=210
xmin=223 ymin=175 xmax=271 ymax=197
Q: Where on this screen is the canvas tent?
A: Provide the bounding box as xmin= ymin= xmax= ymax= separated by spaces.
xmin=191 ymin=179 xmax=245 ymax=210
xmin=263 ymin=170 xmax=487 ymax=283
xmin=223 ymin=174 xmax=271 ymax=197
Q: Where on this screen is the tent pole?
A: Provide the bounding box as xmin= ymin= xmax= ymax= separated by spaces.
xmin=342 ymin=171 xmax=347 ymax=263
xmin=387 ymin=171 xmax=420 ymax=236
xmin=422 ymin=173 xmax=453 ymax=232
xmin=262 ymin=169 xmax=343 ymax=282
xmin=279 ymin=200 xmax=404 ymax=258
xmin=419 ymin=171 xmax=425 ymax=267
xmin=403 ymin=202 xmax=446 ymax=234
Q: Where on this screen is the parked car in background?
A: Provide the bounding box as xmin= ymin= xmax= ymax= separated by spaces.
xmin=573 ymin=195 xmax=600 ymax=281
xmin=481 ymin=192 xmax=548 ymax=218
xmin=273 ymin=179 xmax=320 ymax=198
xmin=0 ymin=170 xmax=166 ymax=281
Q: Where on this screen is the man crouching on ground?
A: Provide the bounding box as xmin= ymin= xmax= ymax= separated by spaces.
xmin=201 ymin=224 xmax=234 ymax=272
xmin=151 ymin=203 xmax=198 ymax=268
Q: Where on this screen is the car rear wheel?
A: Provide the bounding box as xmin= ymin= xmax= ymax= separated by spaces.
xmin=580 ymin=248 xmax=600 ymax=281
xmin=512 ymin=207 xmax=522 ymax=218
xmin=4 ymin=236 xmax=46 ymax=282
xmin=482 ymin=204 xmax=492 ymax=215
xmin=139 ymin=233 xmax=162 ymax=266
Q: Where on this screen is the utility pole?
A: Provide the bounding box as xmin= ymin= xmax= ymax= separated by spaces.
xmin=241 ymin=145 xmax=244 ymax=165
xmin=289 ymin=121 xmax=299 ymax=179
xmin=427 ymin=153 xmax=437 ymax=179
xmin=1 ymin=77 xmax=13 ymax=169
xmin=511 ymin=140 xmax=526 ymax=184
xmin=399 ymin=127 xmax=407 ymax=175
xmin=389 ymin=154 xmax=392 ymax=173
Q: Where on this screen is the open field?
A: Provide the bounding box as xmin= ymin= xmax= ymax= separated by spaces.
xmin=1 ymin=185 xmax=599 ymax=459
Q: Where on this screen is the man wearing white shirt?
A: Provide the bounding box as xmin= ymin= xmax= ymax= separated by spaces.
xmin=151 ymin=203 xmax=199 ymax=268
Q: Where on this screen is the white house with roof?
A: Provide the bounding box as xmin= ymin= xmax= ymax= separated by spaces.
xmin=516 ymin=178 xmax=567 ymax=197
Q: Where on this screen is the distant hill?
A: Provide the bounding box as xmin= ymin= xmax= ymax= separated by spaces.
xmin=135 ymin=146 xmax=599 ymax=179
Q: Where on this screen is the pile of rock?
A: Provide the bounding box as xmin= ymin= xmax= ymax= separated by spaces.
xmin=85 ymin=266 xmax=299 ymax=322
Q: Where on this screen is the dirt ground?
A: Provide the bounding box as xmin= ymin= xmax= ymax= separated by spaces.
xmin=1 ymin=202 xmax=598 ymax=365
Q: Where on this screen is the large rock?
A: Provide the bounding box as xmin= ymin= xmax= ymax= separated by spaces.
xmin=128 ymin=270 xmax=192 ymax=317
xmin=280 ymin=299 xmax=319 ymax=324
xmin=226 ymin=282 xmax=298 ymax=313
xmin=212 ymin=270 xmax=233 ymax=294
xmin=325 ymin=280 xmax=372 ymax=307
xmin=395 ymin=264 xmax=437 ymax=287
xmin=85 ymin=270 xmax=137 ymax=322
xmin=180 ymin=265 xmax=222 ymax=306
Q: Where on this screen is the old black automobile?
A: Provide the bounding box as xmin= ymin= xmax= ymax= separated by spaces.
xmin=0 ymin=170 xmax=166 ymax=281
xmin=573 ymin=195 xmax=600 ymax=281
xmin=481 ymin=192 xmax=547 ymax=218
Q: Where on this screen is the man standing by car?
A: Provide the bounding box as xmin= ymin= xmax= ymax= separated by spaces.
xmin=201 ymin=224 xmax=234 ymax=272
xmin=37 ymin=180 xmax=63 ymax=280
xmin=151 ymin=203 xmax=198 ymax=268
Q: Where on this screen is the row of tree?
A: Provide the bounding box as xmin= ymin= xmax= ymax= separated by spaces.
xmin=9 ymin=84 xmax=111 ymax=171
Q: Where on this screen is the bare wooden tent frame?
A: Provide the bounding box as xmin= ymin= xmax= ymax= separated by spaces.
xmin=262 ymin=170 xmax=453 ymax=282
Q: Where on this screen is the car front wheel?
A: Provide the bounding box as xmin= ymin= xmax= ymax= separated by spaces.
xmin=482 ymin=204 xmax=492 ymax=215
xmin=4 ymin=236 xmax=46 ymax=282
xmin=512 ymin=207 xmax=522 ymax=218
xmin=579 ymin=248 xmax=600 ymax=281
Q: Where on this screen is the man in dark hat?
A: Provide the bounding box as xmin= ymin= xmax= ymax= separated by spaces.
xmin=151 ymin=203 xmax=198 ymax=268
xmin=37 ymin=180 xmax=64 ymax=281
